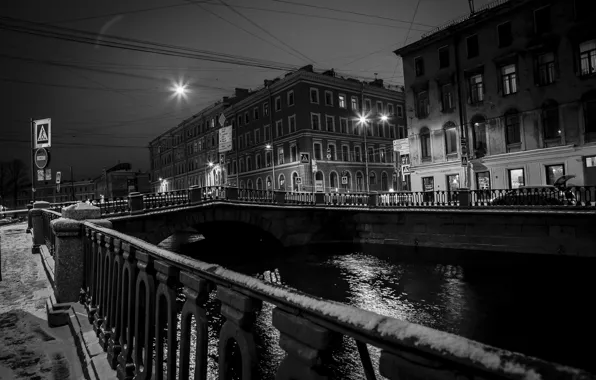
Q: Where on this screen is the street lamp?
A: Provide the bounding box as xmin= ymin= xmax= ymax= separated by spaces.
xmin=265 ymin=144 xmax=275 ymax=190
xmin=357 ymin=113 xmax=370 ymax=193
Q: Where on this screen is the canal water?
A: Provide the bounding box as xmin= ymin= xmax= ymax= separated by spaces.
xmin=159 ymin=231 xmax=595 ymax=378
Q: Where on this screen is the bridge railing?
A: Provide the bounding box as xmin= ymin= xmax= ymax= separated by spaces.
xmin=144 ymin=190 xmax=190 ymax=210
xmin=376 ymin=191 xmax=460 ymax=207
xmin=78 ymin=221 xmax=589 ymax=380
xmin=238 ymin=188 xmax=275 ymax=203
xmin=284 ymin=191 xmax=314 ymax=205
xmin=325 ymin=192 xmax=370 ymax=206
xmin=41 ymin=209 xmax=61 ymax=256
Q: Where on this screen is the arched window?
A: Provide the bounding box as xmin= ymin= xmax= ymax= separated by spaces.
xmin=381 ymin=172 xmax=389 ymax=191
xmin=392 ymin=172 xmax=399 ymax=191
xmin=444 ymin=121 xmax=457 ymax=155
xmin=471 ymin=114 xmax=487 ymax=155
xmin=369 ymin=171 xmax=376 ymax=186
xmin=292 ymin=172 xmax=299 ymax=191
xmin=542 ymin=100 xmax=560 ymax=140
xmin=356 ymin=172 xmax=364 ymax=191
xmin=247 ymin=179 xmax=253 ymax=189
xmin=329 ymin=172 xmax=338 ymax=189
xmin=256 ymin=153 xmax=262 ymax=169
xmin=504 ymin=109 xmax=521 ymax=145
xmin=581 ymin=91 xmax=596 ymax=142
xmin=278 ymin=174 xmax=286 ymax=190
xmin=240 ymin=180 xmax=245 ymax=189
xmin=256 ymin=178 xmax=263 ymax=190
xmin=266 ymin=176 xmax=272 ymax=189
xmin=420 ymin=127 xmax=431 ymax=159
xmin=342 ymin=171 xmax=352 ymax=190
xmin=314 ymin=171 xmax=324 ymax=191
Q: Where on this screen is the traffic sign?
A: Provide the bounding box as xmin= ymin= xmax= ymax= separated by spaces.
xmin=45 ymin=168 xmax=51 ymax=181
xmin=218 ymin=113 xmax=226 ymax=127
xmin=460 ymin=137 xmax=467 ymax=147
xmin=342 ymin=176 xmax=348 ymax=185
xmin=461 ymin=156 xmax=468 ymax=167
xmin=219 ymin=153 xmax=225 ymax=165
xmin=296 ymin=177 xmax=302 ymax=185
xmin=33 ymin=118 xmax=51 ymax=149
xmin=56 ymin=171 xmax=61 ymax=184
xmin=300 ymin=152 xmax=310 ymax=164
xmin=37 ymin=170 xmax=44 ymax=181
xmin=35 ymin=148 xmax=49 ymax=169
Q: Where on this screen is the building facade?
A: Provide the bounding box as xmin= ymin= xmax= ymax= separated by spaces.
xmin=394 ymin=0 xmax=596 ymax=193
xmin=94 ymin=163 xmax=150 ymax=199
xmin=150 ymin=66 xmax=406 ymax=193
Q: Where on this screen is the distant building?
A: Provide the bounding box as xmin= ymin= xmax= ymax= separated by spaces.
xmin=394 ymin=0 xmax=596 ymax=192
xmin=94 ymin=163 xmax=150 ymax=199
xmin=150 ymin=65 xmax=406 ymax=193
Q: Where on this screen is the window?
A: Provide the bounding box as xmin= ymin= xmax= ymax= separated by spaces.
xmin=441 ymin=84 xmax=454 ymax=111
xmin=369 ymin=171 xmax=376 ymax=185
xmin=266 ymin=151 xmax=272 ymax=167
xmin=579 ymin=40 xmax=596 ymax=76
xmin=256 ymin=153 xmax=262 ymax=169
xmin=356 ymin=172 xmax=364 ymax=191
xmin=438 ymin=46 xmax=450 ymax=68
xmin=379 ymin=148 xmax=386 ymax=163
xmin=467 ymin=35 xmax=479 ymax=58
xmin=351 ymin=97 xmax=358 ymax=110
xmin=501 ymin=64 xmax=517 ymax=95
xmin=389 ymin=124 xmax=396 ymax=139
xmin=342 ymin=145 xmax=349 ymax=161
xmin=330 ymin=172 xmax=338 ymax=188
xmin=352 ymin=120 xmax=360 ymax=135
xmin=325 ymin=91 xmax=333 ymax=106
xmin=476 ymin=171 xmax=491 ymax=190
xmin=534 ymin=6 xmax=551 ymax=35
xmin=278 ymin=173 xmax=285 ymax=190
xmin=263 ymin=102 xmax=270 ymax=117
xmin=340 ymin=118 xmax=348 ymax=133
xmin=237 ymin=115 xmax=243 ymax=126
xmin=472 ymin=116 xmax=487 ymax=155
xmin=398 ymin=125 xmax=406 ymax=139
xmin=388 ymin=103 xmax=395 ymax=116
xmin=276 ymin=120 xmax=283 ymax=137
xmin=416 ymin=91 xmax=429 ymax=118
xmin=447 ymin=174 xmax=460 ymax=193
xmin=339 ymin=94 xmax=346 ymax=108
xmin=254 ymin=107 xmax=259 ymax=120
xmin=420 ymin=127 xmax=431 ymax=160
xmin=583 ymin=93 xmax=596 ymax=140
xmin=256 ymin=178 xmax=263 ymax=190
xmin=239 ymin=158 xmax=245 ymax=173
xmin=244 ymin=112 xmax=249 ymax=124
xmin=275 ymin=96 xmax=282 ymax=111
xmin=287 ymin=90 xmax=295 ymax=106
xmin=542 ymin=101 xmax=560 ymax=140
xmin=397 ymin=105 xmax=403 ymax=117
xmin=254 ymin=129 xmax=261 ymax=144
xmin=497 ymin=22 xmax=512 ymax=47
xmin=325 ymin=115 xmax=335 ymax=132
xmin=414 ymin=57 xmax=425 ymax=76
xmin=288 ymin=115 xmax=296 ymax=133
xmin=311 ymin=113 xmax=321 ymax=130
xmin=327 ymin=144 xmax=336 ymax=160
xmin=264 ymin=125 xmax=271 ymax=141
xmin=378 ymin=122 xmax=385 ymax=138
xmin=444 ymin=122 xmax=458 ymax=155
xmin=355 ymin=146 xmax=362 ymax=162
xmin=364 ymin=99 xmax=372 ymax=112
xmin=545 ymin=164 xmax=564 ymax=185
xmin=508 ymin=168 xmax=525 ymax=189
xmin=278 ymin=147 xmax=284 ymax=165
xmin=290 ymin=144 xmax=297 ymax=161
xmin=314 ymin=143 xmax=322 ymax=160
xmin=376 ymin=102 xmax=383 ymax=114
xmin=310 ymin=88 xmax=319 ymax=103
xmin=469 ymin=74 xmax=484 ymax=103
xmin=537 ymin=52 xmax=556 ymax=85
xmin=505 ymin=110 xmax=521 ymax=145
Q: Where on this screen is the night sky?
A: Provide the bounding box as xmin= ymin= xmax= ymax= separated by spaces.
xmin=0 ymin=0 xmax=492 ymax=179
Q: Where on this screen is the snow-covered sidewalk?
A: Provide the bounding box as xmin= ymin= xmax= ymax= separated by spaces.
xmin=0 ymin=222 xmax=83 ymax=380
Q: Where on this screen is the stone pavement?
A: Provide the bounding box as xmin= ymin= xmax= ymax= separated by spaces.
xmin=0 ymin=222 xmax=84 ymax=380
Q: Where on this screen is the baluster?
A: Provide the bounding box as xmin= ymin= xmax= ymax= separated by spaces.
xmin=107 ymin=238 xmax=123 ymax=369
xmin=273 ymin=308 xmax=334 ymax=380
xmin=217 ymin=287 xmax=262 ymax=380
xmin=117 ymin=243 xmax=138 ymax=380
xmin=81 ymin=228 xmax=91 ymax=304
xmin=154 ymin=261 xmax=179 ymax=380
xmin=132 ymin=250 xmax=156 ymax=380
xmin=93 ymin=234 xmax=107 ymax=336
xmin=88 ymin=232 xmax=100 ymax=324
xmin=100 ymin=236 xmax=115 ymax=350
xmin=179 ymin=272 xmax=210 ymax=380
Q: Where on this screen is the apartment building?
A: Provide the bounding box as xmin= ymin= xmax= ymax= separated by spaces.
xmin=394 ymin=0 xmax=596 ymax=192
xmin=149 ymin=65 xmax=406 ymax=193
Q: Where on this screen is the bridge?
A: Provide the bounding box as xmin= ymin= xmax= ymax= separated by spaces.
xmin=27 ymin=198 xmax=595 ymax=380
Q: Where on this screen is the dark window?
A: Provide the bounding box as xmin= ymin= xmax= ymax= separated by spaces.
xmin=444 ymin=123 xmax=457 ymax=154
xmin=438 ymin=47 xmax=450 ymax=68
xmin=441 ymin=84 xmax=454 ymax=111
xmin=310 ymin=88 xmax=319 ymax=103
xmin=314 ymin=143 xmax=322 ymax=160
xmin=575 ymin=0 xmax=590 ymax=20
xmin=534 ymin=6 xmax=551 ymax=35
xmin=583 ymin=96 xmax=596 ymax=141
xmin=501 ymin=64 xmax=518 ymax=95
xmin=542 ymin=101 xmax=560 ymax=139
xmin=579 ymin=40 xmax=596 ymax=76
xmin=498 ymin=22 xmax=513 ymax=47
xmin=467 ymin=35 xmax=479 ymax=58
xmin=414 ymin=57 xmax=425 ymax=76
xmin=545 ymin=164 xmax=565 ymax=185
xmin=472 ymin=117 xmax=487 ymax=155
xmin=469 ymin=74 xmax=484 ymax=103
xmin=537 ymin=52 xmax=556 ymax=85
xmin=416 ymin=91 xmax=429 ymax=118
xmin=420 ymin=127 xmax=431 ymax=159
xmin=275 ymin=97 xmax=282 ymax=111
xmin=505 ymin=110 xmax=521 ymax=144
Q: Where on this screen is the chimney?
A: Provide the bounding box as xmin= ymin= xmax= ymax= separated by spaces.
xmin=468 ymin=0 xmax=475 ymax=13
xmin=299 ymin=64 xmax=314 ymax=72
xmin=264 ymin=79 xmax=273 ymax=87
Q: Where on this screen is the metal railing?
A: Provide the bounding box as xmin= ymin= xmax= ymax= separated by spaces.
xmin=79 ymin=221 xmax=591 ymax=380
xmin=41 ymin=209 xmax=61 ymax=256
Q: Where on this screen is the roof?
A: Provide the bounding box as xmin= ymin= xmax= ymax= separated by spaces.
xmin=393 ymin=0 xmax=523 ymax=57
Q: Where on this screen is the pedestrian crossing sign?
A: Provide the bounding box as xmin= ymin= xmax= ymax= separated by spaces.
xmin=33 ymin=118 xmax=51 ymax=149
xmin=300 ymin=152 xmax=310 ymax=164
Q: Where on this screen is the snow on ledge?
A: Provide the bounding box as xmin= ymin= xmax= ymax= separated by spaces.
xmin=65 ymin=202 xmax=98 ymax=211
xmin=82 ymin=220 xmax=586 ymax=380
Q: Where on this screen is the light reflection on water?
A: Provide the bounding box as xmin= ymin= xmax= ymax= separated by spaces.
xmin=157 ymin=231 xmax=596 ymax=376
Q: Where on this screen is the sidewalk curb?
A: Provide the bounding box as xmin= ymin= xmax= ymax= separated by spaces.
xmin=67 ymin=303 xmax=118 ymax=380
xmin=39 ymin=244 xmax=55 ymax=289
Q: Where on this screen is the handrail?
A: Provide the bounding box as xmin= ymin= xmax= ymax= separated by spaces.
xmin=78 ymin=220 xmax=593 ymax=380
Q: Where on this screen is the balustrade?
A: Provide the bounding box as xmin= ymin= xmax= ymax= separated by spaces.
xmin=71 ymin=220 xmax=590 ymax=380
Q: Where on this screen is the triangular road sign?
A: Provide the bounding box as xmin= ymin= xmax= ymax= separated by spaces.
xmin=37 ymin=126 xmax=48 ymax=142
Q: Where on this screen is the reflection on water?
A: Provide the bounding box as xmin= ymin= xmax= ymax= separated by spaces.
xmin=159 ymin=232 xmax=596 ymax=376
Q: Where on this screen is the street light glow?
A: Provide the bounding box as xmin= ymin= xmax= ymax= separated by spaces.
xmin=381 ymin=115 xmax=388 ymax=122
xmin=174 ymin=84 xmax=187 ymax=95
xmin=265 ymin=144 xmax=271 ymax=149
xmin=208 ymin=162 xmax=214 ymax=167
xmin=159 ymin=177 xmax=163 ymax=181
xmin=359 ymin=116 xmax=368 ymax=124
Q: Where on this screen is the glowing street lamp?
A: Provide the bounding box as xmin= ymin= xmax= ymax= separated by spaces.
xmin=380 ymin=114 xmax=389 ymax=122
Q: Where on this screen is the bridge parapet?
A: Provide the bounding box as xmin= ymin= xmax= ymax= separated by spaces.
xmin=74 ymin=222 xmax=596 ymax=379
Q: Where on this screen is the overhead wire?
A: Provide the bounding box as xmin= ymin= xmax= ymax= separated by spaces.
xmin=390 ymin=0 xmax=423 ymax=82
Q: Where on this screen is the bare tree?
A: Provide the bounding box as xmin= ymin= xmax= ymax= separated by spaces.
xmin=6 ymin=159 xmax=30 ymax=208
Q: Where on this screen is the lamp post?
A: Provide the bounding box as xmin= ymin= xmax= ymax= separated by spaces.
xmin=265 ymin=144 xmax=275 ymax=190
xmin=359 ymin=83 xmax=370 ymax=193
